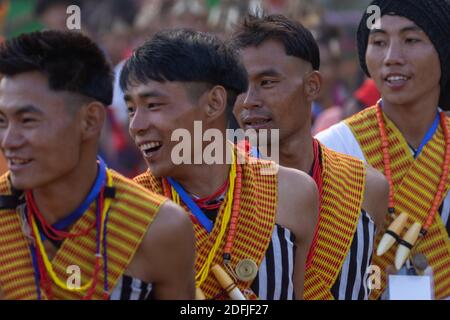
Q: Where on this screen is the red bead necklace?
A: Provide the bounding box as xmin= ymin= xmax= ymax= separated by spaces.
xmin=375 ymin=105 xmax=450 ymax=235
xmin=162 ymin=164 xmax=242 ymax=262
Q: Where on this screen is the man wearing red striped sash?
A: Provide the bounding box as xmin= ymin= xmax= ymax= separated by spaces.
xmin=317 ymin=0 xmax=450 ymax=299
xmin=0 ymin=30 xmax=195 ymax=300
xmin=230 ymin=14 xmax=389 ymax=300
xmin=121 ymin=29 xmax=319 ymax=299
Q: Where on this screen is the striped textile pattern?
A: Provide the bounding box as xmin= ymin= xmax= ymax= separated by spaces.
xmin=304 ymin=145 xmax=366 ymax=300
xmin=251 ymin=224 xmax=296 ymax=300
xmin=330 ymin=209 xmax=376 ymax=300
xmin=109 ymin=274 xmax=153 ymax=300
xmin=346 ymin=106 xmax=450 ymax=300
xmin=0 ymin=176 xmax=36 ymax=299
xmin=134 ymin=148 xmax=278 ymax=299
xmin=0 ymin=170 xmax=166 ymax=300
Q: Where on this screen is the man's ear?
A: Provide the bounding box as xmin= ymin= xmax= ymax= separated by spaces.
xmin=303 ymin=71 xmax=322 ymax=102
xmin=204 ymin=85 xmax=227 ymax=122
xmin=80 ymin=101 xmax=106 ymax=141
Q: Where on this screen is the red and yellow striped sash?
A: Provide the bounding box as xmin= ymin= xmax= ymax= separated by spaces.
xmin=0 ymin=170 xmax=166 ymax=300
xmin=346 ymin=106 xmax=450 ymax=300
xmin=134 ymin=150 xmax=277 ymax=299
xmin=304 ymin=145 xmax=366 ymax=300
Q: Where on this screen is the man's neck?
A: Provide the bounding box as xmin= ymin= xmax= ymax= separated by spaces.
xmin=278 ymin=127 xmax=314 ymax=174
xmin=172 ymin=162 xmax=231 ymax=199
xmin=31 ymin=158 xmax=99 ymax=226
xmin=382 ymin=95 xmax=440 ymax=149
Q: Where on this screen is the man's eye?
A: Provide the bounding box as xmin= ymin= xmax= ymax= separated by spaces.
xmin=147 ymin=103 xmax=163 ymax=109
xmin=22 ymin=118 xmax=37 ymax=124
xmin=406 ymin=38 xmax=420 ymax=44
xmin=261 ymin=80 xmax=276 ymax=86
xmin=372 ymin=40 xmax=386 ymax=46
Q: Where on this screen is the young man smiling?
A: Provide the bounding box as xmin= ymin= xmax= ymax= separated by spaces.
xmin=317 ymin=0 xmax=450 ymax=299
xmin=0 ymin=30 xmax=195 ymax=300
xmin=122 ymin=29 xmax=319 ymax=300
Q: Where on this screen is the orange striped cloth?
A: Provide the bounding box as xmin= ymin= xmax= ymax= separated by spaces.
xmin=346 ymin=106 xmax=450 ymax=300
xmin=0 ymin=170 xmax=166 ymax=300
xmin=134 ymin=148 xmax=277 ymax=299
xmin=304 ymin=144 xmax=366 ymax=300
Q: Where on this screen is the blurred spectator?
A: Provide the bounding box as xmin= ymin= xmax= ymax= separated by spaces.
xmin=82 ymin=0 xmax=138 ymax=66
xmin=0 ymin=0 xmax=8 ymax=39
xmin=343 ymin=77 xmax=380 ymax=118
xmin=311 ymin=25 xmax=348 ymax=134
xmin=313 ymin=78 xmax=380 ymax=135
xmin=34 ymin=0 xmax=82 ymax=30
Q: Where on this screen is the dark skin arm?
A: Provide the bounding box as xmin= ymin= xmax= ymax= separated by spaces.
xmin=125 ymin=200 xmax=196 ymax=299
xmin=276 ymin=165 xmax=319 ymax=300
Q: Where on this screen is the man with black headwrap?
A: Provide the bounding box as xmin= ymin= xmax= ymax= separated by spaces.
xmin=317 ymin=0 xmax=450 ymax=300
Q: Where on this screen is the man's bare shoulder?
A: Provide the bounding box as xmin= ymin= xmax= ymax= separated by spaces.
xmin=132 ymin=200 xmax=194 ymax=279
xmin=276 ymin=165 xmax=319 ymax=237
xmin=277 ymin=165 xmax=318 ymax=202
xmin=362 ymin=165 xmax=389 ymax=231
xmin=145 ymin=200 xmax=194 ymax=250
xmin=134 ymin=201 xmax=195 ymax=299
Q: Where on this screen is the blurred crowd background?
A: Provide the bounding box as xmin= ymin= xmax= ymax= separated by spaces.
xmin=0 ymin=0 xmax=381 ymax=176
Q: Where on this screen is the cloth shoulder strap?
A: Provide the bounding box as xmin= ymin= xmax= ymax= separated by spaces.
xmin=134 ymin=150 xmax=278 ymax=299
xmin=0 ymin=171 xmax=166 ymax=299
xmin=304 ymin=145 xmax=366 ymax=300
xmin=346 ymin=108 xmax=450 ymax=300
xmin=0 ymin=173 xmax=37 ymax=299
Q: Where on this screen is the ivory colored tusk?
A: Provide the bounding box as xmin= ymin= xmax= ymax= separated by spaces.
xmin=195 ymin=287 xmax=206 ymax=300
xmin=377 ymin=233 xmax=397 ymax=256
xmin=395 ymin=222 xmax=421 ymax=270
xmin=377 ymin=212 xmax=409 ymax=256
xmin=211 ymin=264 xmax=246 ymax=300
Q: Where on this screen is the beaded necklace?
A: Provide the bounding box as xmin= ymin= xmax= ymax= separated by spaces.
xmin=162 ymin=149 xmax=242 ymax=288
xmin=375 ymin=103 xmax=450 ymax=236
xmin=26 ymin=162 xmax=113 ymax=300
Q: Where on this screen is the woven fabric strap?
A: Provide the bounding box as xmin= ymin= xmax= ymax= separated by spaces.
xmin=0 ymin=171 xmax=166 ymax=300
xmin=346 ymin=106 xmax=450 ymax=300
xmin=304 ymin=144 xmax=365 ymax=300
xmin=134 ymin=148 xmax=277 ymax=299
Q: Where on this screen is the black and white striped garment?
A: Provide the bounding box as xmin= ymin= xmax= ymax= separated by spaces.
xmin=440 ymin=194 xmax=450 ymax=237
xmin=330 ymin=209 xmax=376 ymax=300
xmin=109 ymin=274 xmax=153 ymax=300
xmin=251 ymin=224 xmax=296 ymax=300
xmin=109 ymin=224 xmax=296 ymax=300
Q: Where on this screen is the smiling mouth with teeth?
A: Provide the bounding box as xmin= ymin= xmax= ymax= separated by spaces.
xmin=139 ymin=142 xmax=162 ymax=156
xmin=386 ymin=75 xmax=409 ymax=83
xmin=9 ymin=158 xmax=32 ymax=165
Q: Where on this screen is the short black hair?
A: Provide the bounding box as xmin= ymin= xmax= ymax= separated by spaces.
xmin=230 ymin=13 xmax=320 ymax=71
xmin=0 ymin=30 xmax=113 ymax=106
xmin=120 ymin=29 xmax=248 ymax=112
xmin=34 ymin=0 xmax=82 ymax=17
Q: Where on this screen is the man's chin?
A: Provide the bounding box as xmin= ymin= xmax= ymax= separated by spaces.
xmin=381 ymin=92 xmax=417 ymax=107
xmin=9 ymin=175 xmax=33 ymax=191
